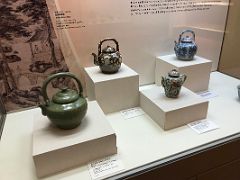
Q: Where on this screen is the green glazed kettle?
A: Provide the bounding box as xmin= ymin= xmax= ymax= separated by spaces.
xmin=39 ymin=72 xmax=88 ymax=130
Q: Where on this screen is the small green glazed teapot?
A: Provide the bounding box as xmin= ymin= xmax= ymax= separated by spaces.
xmin=39 ymin=72 xmax=87 ymax=130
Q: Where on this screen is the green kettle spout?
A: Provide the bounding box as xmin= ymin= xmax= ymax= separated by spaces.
xmin=39 ymin=104 xmax=47 ymax=116
xmin=92 ymin=53 xmax=99 ymax=66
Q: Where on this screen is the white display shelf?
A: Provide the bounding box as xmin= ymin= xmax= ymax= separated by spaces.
xmin=33 ymin=101 xmax=117 ymax=178
xmin=155 ymin=54 xmax=212 ymax=92
xmin=84 ymin=63 xmax=139 ymax=113
xmin=0 ymin=72 xmax=240 ymax=180
xmin=140 ymin=86 xmax=209 ymax=130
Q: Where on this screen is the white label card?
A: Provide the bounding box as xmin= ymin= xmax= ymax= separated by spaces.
xmin=88 ymin=155 xmax=125 ymax=180
xmin=197 ymin=91 xmax=218 ymax=99
xmin=188 ymin=120 xmax=219 ymax=134
xmin=121 ymin=107 xmax=145 ymax=120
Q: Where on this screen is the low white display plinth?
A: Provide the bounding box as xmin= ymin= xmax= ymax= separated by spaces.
xmin=84 ymin=63 xmax=139 ymax=113
xmin=155 ymin=54 xmax=212 ymax=92
xmin=140 ymin=85 xmax=209 ymax=130
xmin=32 ymin=101 xmax=117 ymax=178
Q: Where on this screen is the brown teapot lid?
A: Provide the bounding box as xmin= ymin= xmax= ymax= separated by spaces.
xmin=102 ymin=46 xmax=116 ymax=53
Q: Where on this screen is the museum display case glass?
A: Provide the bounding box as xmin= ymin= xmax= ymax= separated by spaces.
xmin=0 ymin=96 xmax=6 ymax=140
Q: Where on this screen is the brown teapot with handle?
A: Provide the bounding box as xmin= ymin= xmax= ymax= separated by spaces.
xmin=92 ymin=38 xmax=122 ymax=74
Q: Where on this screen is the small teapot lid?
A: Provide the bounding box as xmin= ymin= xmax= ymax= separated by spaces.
xmin=102 ymin=46 xmax=116 ymax=53
xmin=181 ymin=36 xmax=193 ymax=43
xmin=168 ymin=69 xmax=180 ymax=78
xmin=52 ymin=87 xmax=79 ymax=104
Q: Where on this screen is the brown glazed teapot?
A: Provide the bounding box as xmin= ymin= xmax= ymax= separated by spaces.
xmin=39 ymin=72 xmax=87 ymax=130
xmin=92 ymin=38 xmax=122 ymax=74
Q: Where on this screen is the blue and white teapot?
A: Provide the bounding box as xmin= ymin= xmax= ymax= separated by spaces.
xmin=174 ymin=30 xmax=197 ymax=61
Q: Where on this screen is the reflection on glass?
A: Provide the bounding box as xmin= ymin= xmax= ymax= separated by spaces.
xmin=0 ymin=96 xmax=6 ymax=140
xmin=219 ymin=0 xmax=240 ymax=79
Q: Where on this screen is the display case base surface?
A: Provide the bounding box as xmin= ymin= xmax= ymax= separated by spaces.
xmin=140 ymin=85 xmax=209 ymax=130
xmin=155 ymin=54 xmax=212 ymax=92
xmin=32 ymin=101 xmax=117 ymax=178
xmin=84 ymin=63 xmax=139 ymax=113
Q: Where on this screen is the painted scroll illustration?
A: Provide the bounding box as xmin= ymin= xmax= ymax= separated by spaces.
xmin=0 ymin=0 xmax=72 ymax=112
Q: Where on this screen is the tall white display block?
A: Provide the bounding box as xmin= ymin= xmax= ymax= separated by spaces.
xmin=155 ymin=54 xmax=212 ymax=92
xmin=140 ymin=85 xmax=209 ymax=130
xmin=84 ymin=64 xmax=139 ymax=113
xmin=32 ymin=101 xmax=117 ymax=178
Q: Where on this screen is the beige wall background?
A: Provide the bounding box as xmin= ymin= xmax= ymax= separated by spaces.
xmin=219 ymin=0 xmax=240 ymax=79
xmin=51 ymin=0 xmax=229 ymax=86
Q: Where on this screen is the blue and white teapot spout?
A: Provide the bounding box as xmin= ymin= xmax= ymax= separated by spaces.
xmin=174 ymin=30 xmax=197 ymax=61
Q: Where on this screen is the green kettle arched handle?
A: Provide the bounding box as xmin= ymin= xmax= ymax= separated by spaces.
xmin=178 ymin=30 xmax=195 ymax=43
xmin=42 ymin=72 xmax=83 ymax=104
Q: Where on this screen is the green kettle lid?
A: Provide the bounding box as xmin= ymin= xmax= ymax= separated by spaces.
xmin=52 ymin=87 xmax=79 ymax=104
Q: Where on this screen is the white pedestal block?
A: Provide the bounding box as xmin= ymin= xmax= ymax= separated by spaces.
xmin=32 ymin=101 xmax=117 ymax=178
xmin=155 ymin=54 xmax=212 ymax=92
xmin=140 ymin=85 xmax=209 ymax=130
xmin=84 ymin=64 xmax=139 ymax=113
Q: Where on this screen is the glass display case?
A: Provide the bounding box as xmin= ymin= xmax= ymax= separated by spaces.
xmin=0 ymin=0 xmax=240 ymax=180
xmin=0 ymin=96 xmax=6 ymax=140
xmin=218 ymin=0 xmax=240 ymax=79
